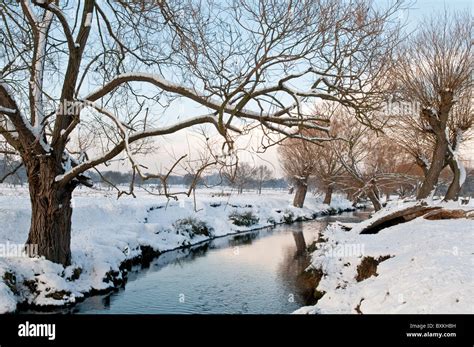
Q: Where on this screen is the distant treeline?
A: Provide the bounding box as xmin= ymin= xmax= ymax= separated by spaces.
xmin=1 ymin=159 xmax=473 ymax=195
xmin=92 ymin=170 xmax=288 ymax=190
xmin=0 ymin=159 xmax=288 ymax=190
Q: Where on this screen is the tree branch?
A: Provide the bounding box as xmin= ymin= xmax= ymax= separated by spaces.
xmin=55 ymin=113 xmax=220 ymax=186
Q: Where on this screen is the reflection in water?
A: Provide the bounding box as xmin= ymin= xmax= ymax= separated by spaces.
xmin=78 ymin=293 xmax=111 ymax=312
xmin=23 ymin=212 xmax=369 ymax=314
xmin=228 ymin=230 xmax=259 ymax=247
xmin=277 ymin=246 xmax=316 ymax=306
xmin=292 ymin=230 xmax=307 ymax=256
xmin=278 ymin=223 xmax=323 ymax=307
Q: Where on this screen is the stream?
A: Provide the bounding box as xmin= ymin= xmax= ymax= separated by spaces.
xmin=35 ymin=210 xmax=371 ymax=314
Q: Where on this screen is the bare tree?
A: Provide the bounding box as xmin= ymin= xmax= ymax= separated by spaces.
xmin=331 ymin=116 xmax=382 ymax=210
xmin=316 ymin=152 xmax=344 ymax=205
xmin=254 ymin=164 xmax=273 ymax=195
xmin=224 ymin=162 xmax=255 ymax=194
xmin=0 ymin=0 xmax=404 ymax=265
xmin=279 ymin=134 xmax=318 ymax=208
xmin=388 ymin=93 xmax=472 ymax=199
xmin=311 ymin=121 xmax=345 ymax=205
xmin=333 ymin=112 xmax=416 ymax=211
xmin=280 ymin=126 xmax=344 ymax=206
xmin=392 ymin=10 xmax=472 ymax=200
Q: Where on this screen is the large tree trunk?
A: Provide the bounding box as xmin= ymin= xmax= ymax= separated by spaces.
xmin=24 ymin=157 xmax=75 ymax=266
xmin=367 ymin=188 xmax=382 ymax=211
xmin=417 ymin=94 xmax=453 ymax=200
xmin=359 ymin=204 xmax=442 ymax=234
xmin=323 ymin=185 xmax=333 ymax=205
xmin=293 ymin=178 xmax=308 ymax=208
xmin=417 ymin=137 xmax=449 ymax=199
xmin=444 ymin=157 xmax=463 ymax=201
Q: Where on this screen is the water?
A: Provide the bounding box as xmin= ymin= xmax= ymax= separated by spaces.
xmin=49 ymin=211 xmax=371 ymax=314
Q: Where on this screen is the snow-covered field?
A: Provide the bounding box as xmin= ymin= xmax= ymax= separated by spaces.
xmin=0 ymin=185 xmax=353 ymax=313
xmin=295 ymin=200 xmax=474 ymax=314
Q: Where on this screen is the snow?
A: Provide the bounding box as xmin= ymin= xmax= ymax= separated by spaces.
xmin=0 ymin=186 xmax=352 ymax=313
xmin=0 ymin=281 xmax=16 ymax=313
xmin=32 ymin=10 xmax=53 ymax=131
xmin=419 ymin=155 xmax=430 ymax=169
xmin=294 ymin=200 xmax=474 ymax=314
xmin=23 ymin=1 xmax=37 ymax=22
xmin=54 ymin=175 xmax=64 ymax=182
xmin=459 ymin=159 xmax=467 ymax=186
xmin=0 ymin=80 xmax=51 ymax=152
xmin=424 ymin=106 xmax=438 ymax=117
xmin=446 ymin=130 xmax=467 ymax=188
xmin=55 ymin=150 xmax=82 ymax=182
xmin=84 ymin=13 xmax=93 ymax=27
xmin=0 ymin=106 xmax=16 ymax=115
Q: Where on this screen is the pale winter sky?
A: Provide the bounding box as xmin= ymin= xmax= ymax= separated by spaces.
xmin=109 ymin=0 xmax=473 ymax=177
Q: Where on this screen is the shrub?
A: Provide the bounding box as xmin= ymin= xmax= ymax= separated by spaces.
xmin=267 ymin=217 xmax=276 ymax=225
xmin=320 ymin=207 xmax=338 ymax=216
xmin=23 ymin=279 xmax=39 ymax=294
xmin=67 ymin=267 xmax=82 ymax=281
xmin=282 ymin=209 xmax=295 ymax=224
xmin=2 ymin=271 xmax=17 ymax=294
xmin=229 ymin=210 xmax=259 ymax=227
xmin=173 ymin=217 xmax=213 ymax=238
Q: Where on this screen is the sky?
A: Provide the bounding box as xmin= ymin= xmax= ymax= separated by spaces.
xmin=110 ymin=0 xmax=473 ymax=177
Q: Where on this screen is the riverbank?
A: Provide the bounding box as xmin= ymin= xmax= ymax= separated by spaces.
xmin=294 ymin=200 xmax=474 ymax=314
xmin=0 ymin=186 xmax=354 ymax=313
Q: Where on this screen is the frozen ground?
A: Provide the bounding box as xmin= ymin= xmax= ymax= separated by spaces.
xmin=0 ymin=184 xmax=353 ymax=313
xmin=294 ymin=200 xmax=474 ymax=314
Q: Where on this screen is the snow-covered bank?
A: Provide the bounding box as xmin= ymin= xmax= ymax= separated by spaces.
xmin=0 ymin=186 xmax=353 ymax=313
xmin=295 ymin=201 xmax=474 ymax=314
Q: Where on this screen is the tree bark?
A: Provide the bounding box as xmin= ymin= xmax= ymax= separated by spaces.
xmin=417 ymin=93 xmax=453 ymax=200
xmin=323 ymin=185 xmax=333 ymax=205
xmin=24 ymin=157 xmax=75 ymax=266
xmin=417 ymin=137 xmax=449 ymax=199
xmin=293 ymin=178 xmax=308 ymax=208
xmin=367 ymin=188 xmax=382 ymax=211
xmin=360 ymin=204 xmax=441 ymax=234
xmin=444 ymin=157 xmax=463 ymax=201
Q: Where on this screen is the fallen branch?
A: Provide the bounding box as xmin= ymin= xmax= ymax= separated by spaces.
xmin=359 ymin=204 xmax=441 ymax=234
xmin=423 ymin=209 xmax=474 ymax=220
